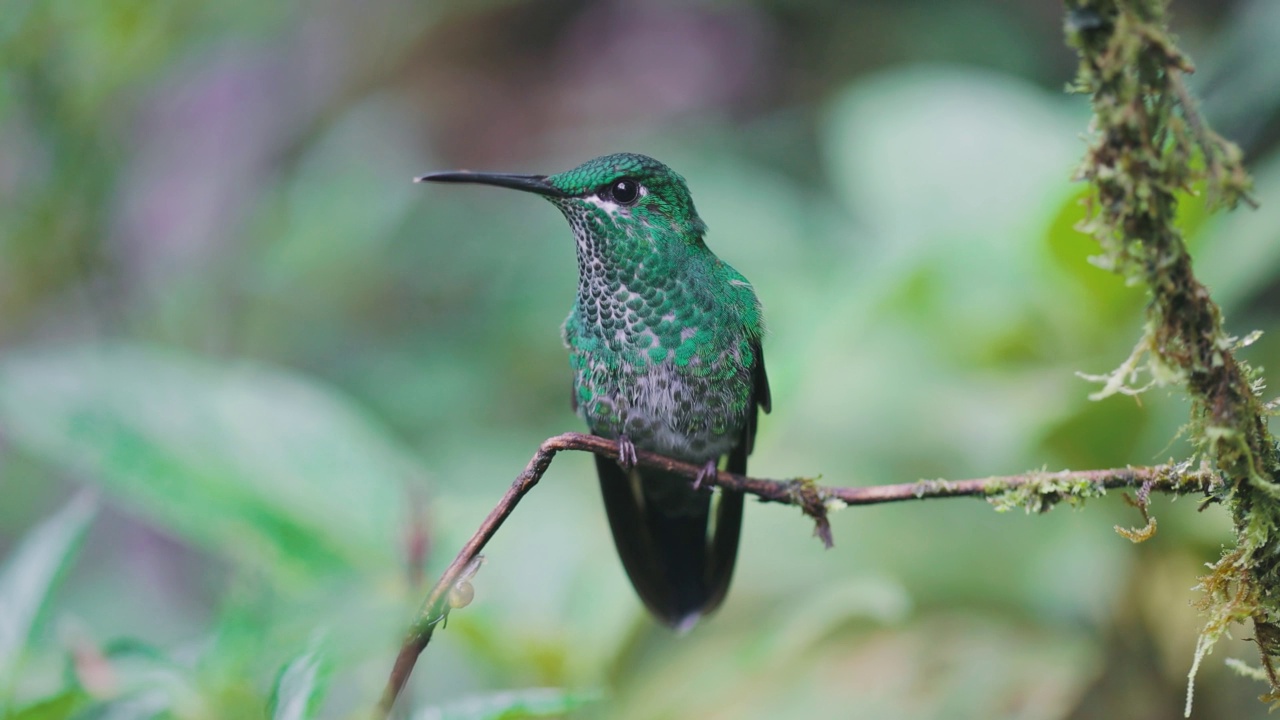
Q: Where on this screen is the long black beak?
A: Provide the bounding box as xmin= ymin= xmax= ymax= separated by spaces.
xmin=414 ymin=171 xmax=567 ymax=198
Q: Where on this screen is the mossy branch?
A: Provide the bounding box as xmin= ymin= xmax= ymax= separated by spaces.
xmin=374 ymin=432 xmax=1217 ymax=718
xmin=1064 ymin=0 xmax=1279 ymax=712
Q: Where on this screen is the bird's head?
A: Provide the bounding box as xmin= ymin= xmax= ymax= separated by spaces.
xmin=418 ymin=153 xmax=707 ymax=249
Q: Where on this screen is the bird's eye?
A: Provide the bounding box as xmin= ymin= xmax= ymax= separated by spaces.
xmin=606 ymin=178 xmax=641 ymax=205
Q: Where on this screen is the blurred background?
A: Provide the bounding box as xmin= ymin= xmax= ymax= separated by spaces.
xmin=3 ymin=0 xmax=1280 ymax=718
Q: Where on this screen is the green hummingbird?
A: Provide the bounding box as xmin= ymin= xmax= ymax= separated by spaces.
xmin=417 ymin=153 xmax=770 ymax=630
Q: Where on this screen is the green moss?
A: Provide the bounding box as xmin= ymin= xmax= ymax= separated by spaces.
xmin=985 ymin=472 xmax=1107 ymax=514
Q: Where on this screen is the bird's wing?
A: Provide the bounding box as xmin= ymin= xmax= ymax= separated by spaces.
xmin=729 ymin=339 xmax=769 ymax=471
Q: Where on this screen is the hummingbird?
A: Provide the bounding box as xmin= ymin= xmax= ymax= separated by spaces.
xmin=417 ymin=153 xmax=770 ymax=630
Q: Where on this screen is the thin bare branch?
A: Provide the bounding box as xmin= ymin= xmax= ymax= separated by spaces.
xmin=374 ymin=431 xmax=1217 ymax=718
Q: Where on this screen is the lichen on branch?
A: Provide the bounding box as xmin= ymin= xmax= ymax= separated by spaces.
xmin=1063 ymin=0 xmax=1280 ymax=710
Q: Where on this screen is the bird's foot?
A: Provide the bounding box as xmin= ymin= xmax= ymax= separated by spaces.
xmin=616 ymin=435 xmax=638 ymax=470
xmin=692 ymin=459 xmax=719 ymax=491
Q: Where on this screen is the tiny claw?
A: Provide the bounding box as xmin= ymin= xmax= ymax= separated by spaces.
xmin=617 ymin=435 xmax=638 ymax=470
xmin=693 ymin=459 xmax=719 ymax=491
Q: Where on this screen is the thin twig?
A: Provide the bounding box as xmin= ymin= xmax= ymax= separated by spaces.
xmin=375 ymin=437 xmax=559 ymax=718
xmin=374 ymin=431 xmax=1217 ymax=718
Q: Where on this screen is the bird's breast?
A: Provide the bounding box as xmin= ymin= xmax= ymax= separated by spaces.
xmin=571 ymin=343 xmax=752 ymax=463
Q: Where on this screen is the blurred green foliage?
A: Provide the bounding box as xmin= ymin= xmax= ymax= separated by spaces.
xmin=2 ymin=1 xmax=1280 ymax=719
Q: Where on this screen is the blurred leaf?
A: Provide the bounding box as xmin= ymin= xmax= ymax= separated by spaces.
xmin=609 ymin=614 xmax=1094 ymax=720
xmin=6 ymin=691 xmax=88 ymax=720
xmin=414 ymin=687 xmax=599 ymax=720
xmin=68 ymin=692 xmax=170 ymax=720
xmin=0 ymin=494 xmax=96 ymax=699
xmin=823 ymin=65 xmax=1083 ymax=247
xmin=93 ymin=641 xmax=190 ymax=702
xmin=1044 ymin=187 xmax=1143 ymax=326
xmin=1039 ymin=391 xmax=1150 ymax=469
xmin=744 ymin=578 xmax=911 ymax=665
xmin=0 ymin=345 xmax=424 ymax=579
xmin=813 ymin=66 xmax=1102 ymax=375
xmin=64 ymin=643 xmax=197 ymax=720
xmin=268 ymin=644 xmax=328 ymax=720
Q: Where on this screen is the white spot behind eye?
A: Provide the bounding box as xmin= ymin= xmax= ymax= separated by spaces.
xmin=584 ymin=194 xmax=622 ymax=216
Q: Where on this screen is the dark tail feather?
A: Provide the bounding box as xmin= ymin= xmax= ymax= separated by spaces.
xmin=595 ymin=455 xmax=744 ymax=630
xmin=704 ymin=439 xmax=748 ymax=612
